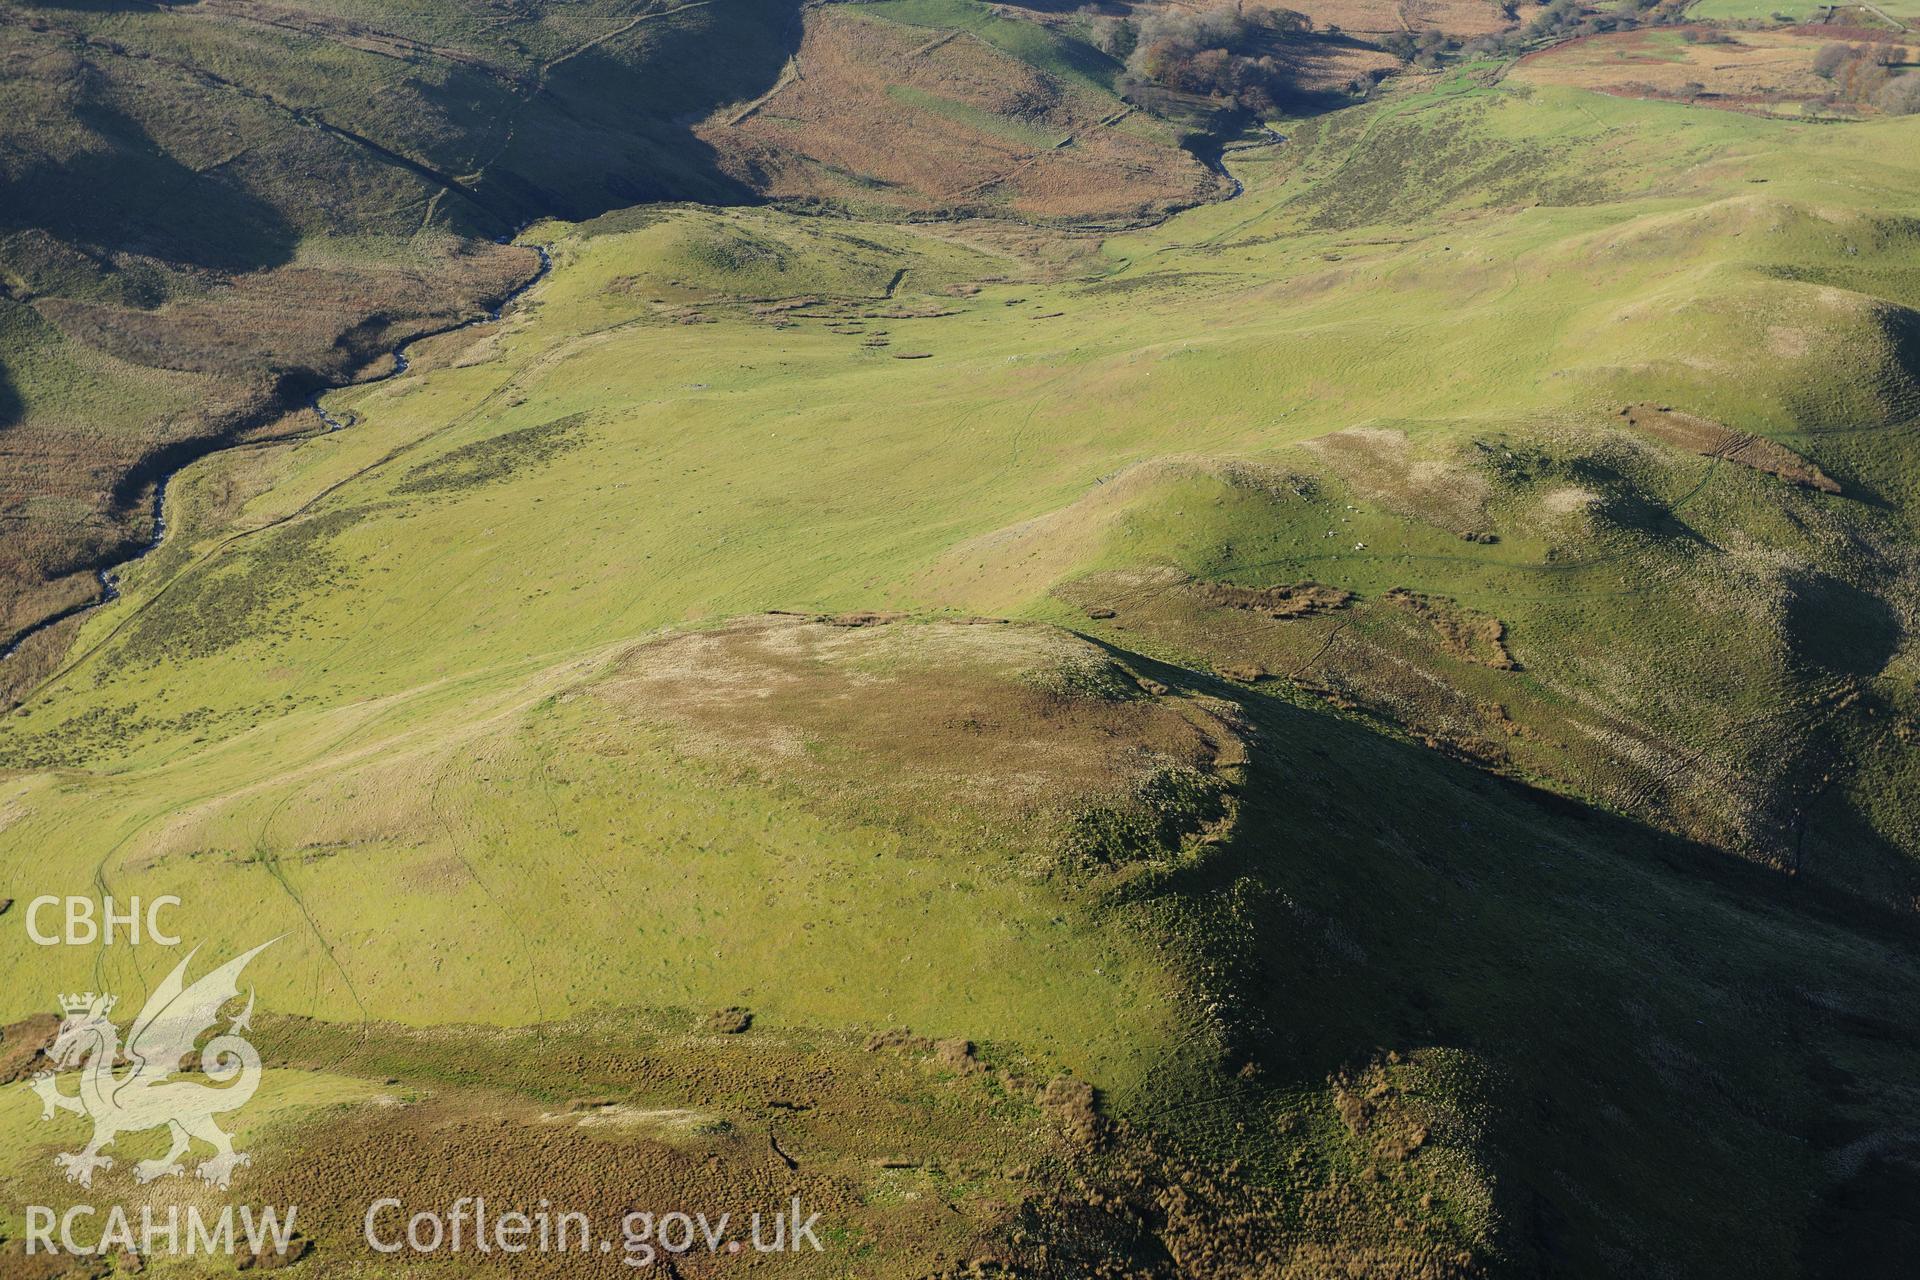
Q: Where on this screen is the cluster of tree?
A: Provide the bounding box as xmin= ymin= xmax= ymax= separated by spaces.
xmin=1459 ymin=0 xmax=1673 ymax=60
xmin=1885 ymin=74 xmax=1920 ymax=114
xmin=1078 ymin=6 xmax=1141 ymax=60
xmin=1084 ymin=2 xmax=1317 ymax=114
xmin=1383 ymin=28 xmax=1461 ymax=69
xmin=1075 ymin=0 xmax=1919 ymax=113
xmin=1813 ymin=42 xmax=1919 ymax=114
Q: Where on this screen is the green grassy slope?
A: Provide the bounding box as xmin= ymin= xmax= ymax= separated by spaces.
xmin=1684 ymin=0 xmax=1822 ymax=19
xmin=0 ymin=0 xmax=802 ymax=670
xmin=2 ymin=71 xmax=1919 ymax=1277
xmin=859 ymin=0 xmax=1127 ymax=95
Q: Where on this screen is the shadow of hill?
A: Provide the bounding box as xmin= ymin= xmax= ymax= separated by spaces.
xmin=1783 ymin=572 xmax=1902 ymax=681
xmin=0 ymin=360 xmax=18 ymax=430
xmin=411 ymin=0 xmax=802 ymax=227
xmin=1090 ymin=636 xmax=1920 ymax=1276
xmin=6 ymin=0 xmax=808 ymax=263
xmin=0 ymin=102 xmax=298 ymax=275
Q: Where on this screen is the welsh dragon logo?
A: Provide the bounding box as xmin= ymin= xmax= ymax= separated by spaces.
xmin=31 ymin=939 xmax=277 ymax=1190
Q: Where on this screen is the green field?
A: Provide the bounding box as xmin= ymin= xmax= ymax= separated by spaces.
xmin=1685 ymin=0 xmax=1822 ymax=19
xmin=3 ymin=42 xmax=1920 ymax=1280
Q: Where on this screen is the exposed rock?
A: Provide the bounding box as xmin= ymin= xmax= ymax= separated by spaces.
xmin=1621 ymin=403 xmax=1840 ymax=493
xmin=0 ymin=1013 xmax=59 ymax=1086
xmin=705 ymin=1007 xmax=754 ymax=1034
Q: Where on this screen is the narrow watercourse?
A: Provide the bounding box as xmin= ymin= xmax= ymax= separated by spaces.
xmin=0 ymin=244 xmax=554 ymax=668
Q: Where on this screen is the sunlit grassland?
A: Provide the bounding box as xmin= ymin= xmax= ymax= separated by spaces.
xmin=3 ymin=77 xmax=1918 ymax=1113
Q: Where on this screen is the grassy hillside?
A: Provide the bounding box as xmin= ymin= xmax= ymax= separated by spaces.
xmin=3 ymin=60 xmax=1919 ymax=1275
xmin=0 ymin=0 xmax=804 ymax=684
xmin=2 ymin=0 xmax=1311 ymax=683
